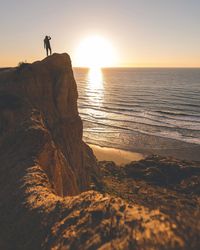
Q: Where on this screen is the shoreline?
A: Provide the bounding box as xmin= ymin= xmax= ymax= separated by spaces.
xmin=89 ymin=144 xmax=145 ymax=165
xmin=86 ymin=135 xmax=200 ymax=162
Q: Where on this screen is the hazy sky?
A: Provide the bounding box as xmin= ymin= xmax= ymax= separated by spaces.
xmin=0 ymin=0 xmax=200 ymax=67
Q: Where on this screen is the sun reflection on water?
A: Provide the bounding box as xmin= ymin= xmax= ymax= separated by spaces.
xmin=87 ymin=67 xmax=104 ymax=107
xmin=88 ymin=67 xmax=103 ymax=88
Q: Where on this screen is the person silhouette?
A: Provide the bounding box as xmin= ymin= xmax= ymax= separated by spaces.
xmin=44 ymin=36 xmax=52 ymax=56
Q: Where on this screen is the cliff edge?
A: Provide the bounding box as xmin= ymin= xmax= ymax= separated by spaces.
xmin=0 ymin=54 xmax=200 ymax=250
xmin=0 ymin=54 xmax=100 ymax=196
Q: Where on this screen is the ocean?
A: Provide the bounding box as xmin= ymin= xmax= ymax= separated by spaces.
xmin=74 ymin=67 xmax=200 ymax=160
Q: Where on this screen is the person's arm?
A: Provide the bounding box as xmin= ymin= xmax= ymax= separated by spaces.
xmin=48 ymin=36 xmax=51 ymax=40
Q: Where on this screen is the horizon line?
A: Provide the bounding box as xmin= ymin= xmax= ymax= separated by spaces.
xmin=73 ymin=66 xmax=200 ymax=69
xmin=1 ymin=65 xmax=200 ymax=70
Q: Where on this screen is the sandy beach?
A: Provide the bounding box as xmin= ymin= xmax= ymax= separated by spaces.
xmin=89 ymin=144 xmax=145 ymax=165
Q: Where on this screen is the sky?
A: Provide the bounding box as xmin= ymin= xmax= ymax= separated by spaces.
xmin=0 ymin=0 xmax=200 ymax=67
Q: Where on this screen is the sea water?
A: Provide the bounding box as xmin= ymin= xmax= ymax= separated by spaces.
xmin=74 ymin=68 xmax=200 ymax=156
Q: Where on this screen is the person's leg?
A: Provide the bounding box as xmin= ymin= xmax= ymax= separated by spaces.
xmin=46 ymin=48 xmax=48 ymax=56
xmin=49 ymin=46 xmax=52 ymax=55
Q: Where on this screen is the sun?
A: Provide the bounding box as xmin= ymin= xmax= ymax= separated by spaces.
xmin=75 ymin=36 xmax=116 ymax=68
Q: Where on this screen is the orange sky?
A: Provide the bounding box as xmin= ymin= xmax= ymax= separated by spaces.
xmin=0 ymin=0 xmax=200 ymax=68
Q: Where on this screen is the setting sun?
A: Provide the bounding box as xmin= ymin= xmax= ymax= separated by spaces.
xmin=75 ymin=36 xmax=117 ymax=68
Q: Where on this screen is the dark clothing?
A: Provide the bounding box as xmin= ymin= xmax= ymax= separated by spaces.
xmin=44 ymin=36 xmax=52 ymax=56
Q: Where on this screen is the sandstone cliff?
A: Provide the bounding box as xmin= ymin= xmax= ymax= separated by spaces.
xmin=0 ymin=54 xmax=100 ymax=196
xmin=0 ymin=54 xmax=200 ymax=250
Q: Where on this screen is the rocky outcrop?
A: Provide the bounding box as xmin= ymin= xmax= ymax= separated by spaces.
xmin=0 ymin=54 xmax=199 ymax=249
xmin=0 ymin=54 xmax=100 ymax=196
xmin=100 ymin=156 xmax=200 ymax=249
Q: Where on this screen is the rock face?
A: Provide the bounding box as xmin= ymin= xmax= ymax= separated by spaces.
xmin=0 ymin=54 xmax=100 ymax=196
xmin=0 ymin=54 xmax=200 ymax=250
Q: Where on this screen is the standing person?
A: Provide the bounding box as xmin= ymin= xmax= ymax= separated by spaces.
xmin=44 ymin=36 xmax=52 ymax=56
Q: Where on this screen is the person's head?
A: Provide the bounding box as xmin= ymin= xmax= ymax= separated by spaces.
xmin=45 ymin=35 xmax=48 ymax=39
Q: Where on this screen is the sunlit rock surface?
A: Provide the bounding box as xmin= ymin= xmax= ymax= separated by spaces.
xmin=101 ymin=156 xmax=200 ymax=249
xmin=0 ymin=54 xmax=100 ymax=195
xmin=0 ymin=54 xmax=199 ymax=249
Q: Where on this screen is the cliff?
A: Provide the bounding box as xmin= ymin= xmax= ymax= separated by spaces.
xmin=0 ymin=54 xmax=100 ymax=196
xmin=0 ymin=54 xmax=200 ymax=250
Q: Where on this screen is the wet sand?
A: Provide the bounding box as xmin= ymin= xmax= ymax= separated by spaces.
xmin=89 ymin=144 xmax=145 ymax=165
xmin=87 ymin=133 xmax=200 ymax=162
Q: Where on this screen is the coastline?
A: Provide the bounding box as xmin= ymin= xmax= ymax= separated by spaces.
xmin=86 ymin=134 xmax=200 ymax=162
xmin=89 ymin=144 xmax=145 ymax=165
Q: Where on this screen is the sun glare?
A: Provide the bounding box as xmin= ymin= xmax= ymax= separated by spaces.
xmin=87 ymin=67 xmax=104 ymax=107
xmin=88 ymin=67 xmax=103 ymax=89
xmin=75 ymin=36 xmax=116 ymax=68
